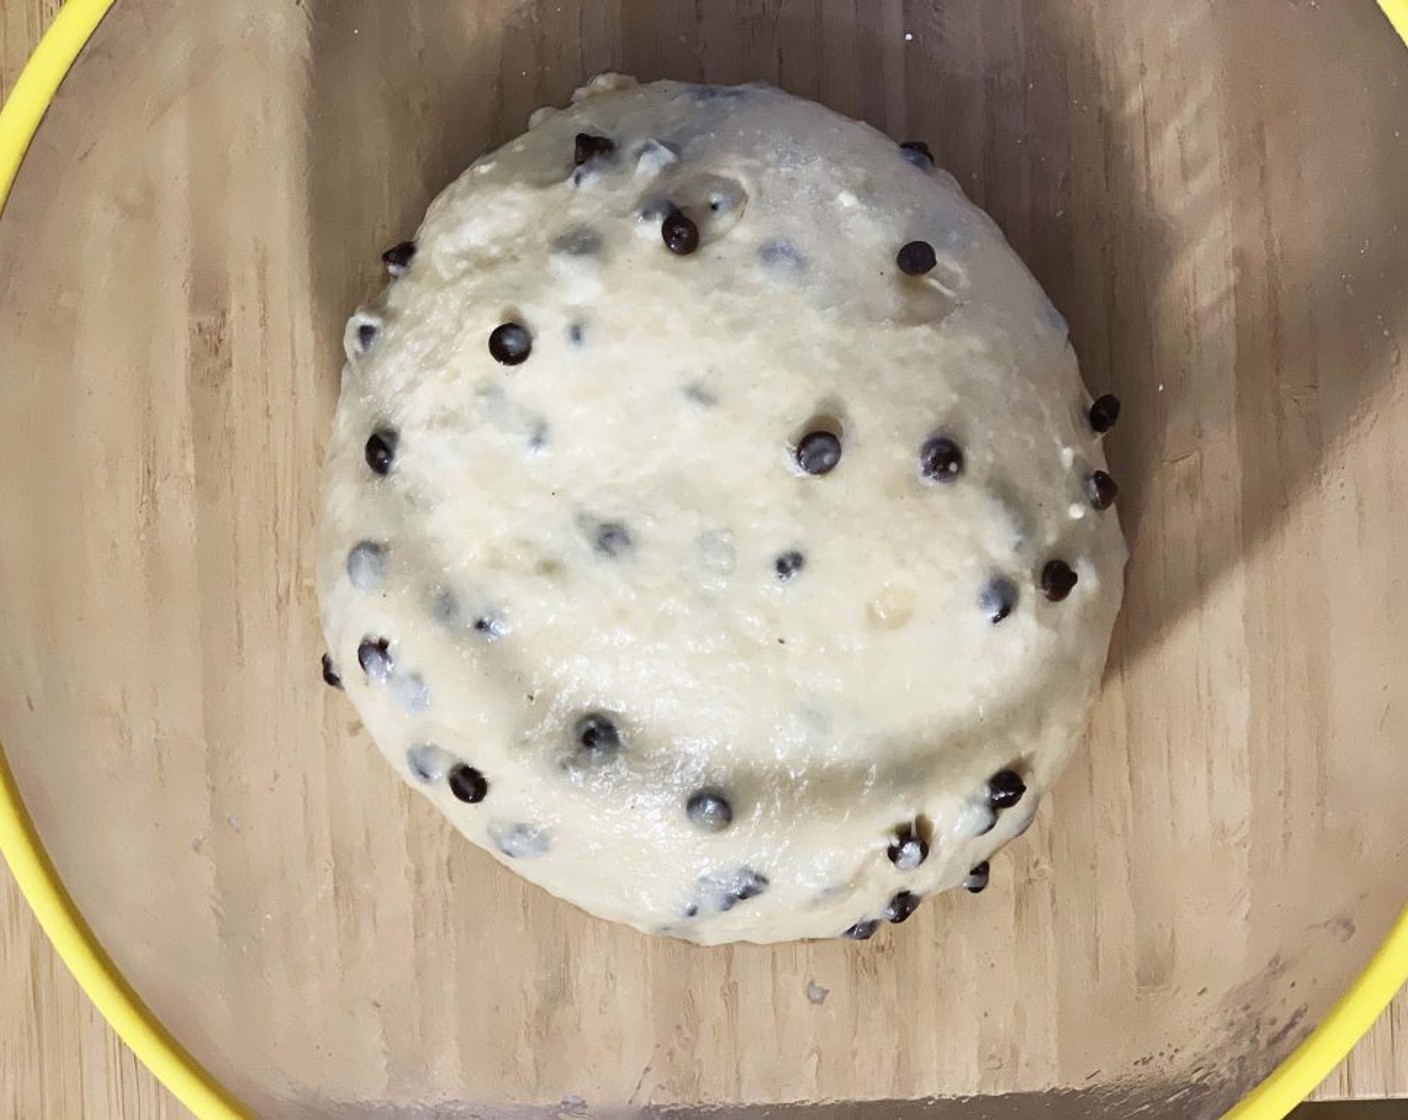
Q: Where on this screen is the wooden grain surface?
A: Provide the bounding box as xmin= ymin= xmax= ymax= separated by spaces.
xmin=0 ymin=1 xmax=1406 ymax=1117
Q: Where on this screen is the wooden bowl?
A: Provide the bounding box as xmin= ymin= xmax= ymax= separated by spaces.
xmin=1 ymin=2 xmax=1405 ymax=1117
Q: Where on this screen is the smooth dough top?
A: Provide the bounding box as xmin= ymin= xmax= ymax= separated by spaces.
xmin=317 ymin=75 xmax=1126 ymax=945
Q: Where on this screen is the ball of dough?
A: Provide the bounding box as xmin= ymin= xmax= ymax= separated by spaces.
xmin=317 ymin=75 xmax=1125 ymax=945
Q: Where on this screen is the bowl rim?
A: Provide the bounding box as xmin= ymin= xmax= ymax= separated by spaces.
xmin=1 ymin=3 xmax=1405 ymax=1117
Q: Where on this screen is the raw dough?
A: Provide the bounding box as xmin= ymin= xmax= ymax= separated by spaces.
xmin=317 ymin=75 xmax=1125 ymax=945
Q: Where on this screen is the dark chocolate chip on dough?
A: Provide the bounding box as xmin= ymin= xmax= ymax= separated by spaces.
xmin=887 ymin=825 xmax=929 ymax=871
xmin=407 ymin=744 xmax=453 ymax=783
xmin=346 ymin=541 xmax=388 ymax=590
xmin=897 ymin=240 xmax=938 ymax=276
xmin=795 ymin=431 xmax=842 ymax=476
xmin=980 ymin=577 xmax=1018 ymax=623
xmin=919 ymin=436 xmax=963 ymax=483
xmin=357 ymin=637 xmax=393 ymax=683
xmin=720 ymin=868 xmax=768 ymax=909
xmin=988 ymin=769 xmax=1027 ymax=810
xmin=382 ymin=240 xmax=416 ymax=276
xmin=699 ymin=867 xmax=769 ymax=912
xmin=574 ymin=132 xmax=616 ymax=166
xmin=320 ymin=653 xmax=343 ymax=689
xmin=885 ymin=890 xmax=922 ymax=924
xmin=1040 ymin=559 xmax=1078 ymax=602
xmin=473 ymin=614 xmax=508 ymax=640
xmin=774 ymin=551 xmax=806 ymax=581
xmin=844 ymin=918 xmax=881 ymax=940
xmin=662 ymin=207 xmax=700 ymax=255
xmin=365 ymin=429 xmax=397 ymax=475
xmin=1089 ymin=394 xmax=1121 ymax=434
xmin=448 ymin=763 xmax=489 ymax=804
xmin=489 ymin=322 xmax=532 ymax=366
xmin=574 ymin=712 xmax=622 ymax=759
xmin=686 ymin=788 xmax=734 ymax=833
xmin=491 ymin=822 xmax=551 ymax=858
xmin=965 ymin=862 xmax=991 ymax=893
xmin=900 ymin=140 xmax=934 ymax=168
xmin=1089 ymin=470 xmax=1119 ymax=511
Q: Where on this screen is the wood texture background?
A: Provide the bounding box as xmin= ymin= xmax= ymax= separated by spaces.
xmin=1 ymin=1 xmax=1406 ymax=1116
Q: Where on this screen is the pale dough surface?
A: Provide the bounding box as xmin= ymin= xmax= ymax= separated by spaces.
xmin=317 ymin=75 xmax=1125 ymax=944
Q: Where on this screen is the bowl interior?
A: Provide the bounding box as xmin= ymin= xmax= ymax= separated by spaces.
xmin=1 ymin=2 xmax=1406 ymax=1117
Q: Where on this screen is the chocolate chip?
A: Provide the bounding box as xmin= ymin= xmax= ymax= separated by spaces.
xmin=592 ymin=521 xmax=633 ymax=557
xmin=795 ymin=431 xmax=842 ymax=476
xmin=684 ymin=382 xmax=717 ymax=407
xmin=686 ymin=788 xmax=733 ymax=832
xmin=979 ymin=577 xmax=1018 ymax=624
xmin=357 ymin=637 xmax=393 ymax=683
xmin=407 ymin=744 xmax=454 ymax=783
xmin=382 ymin=240 xmax=416 ymax=276
xmin=447 ymin=763 xmax=489 ymax=803
xmin=473 ymin=614 xmax=508 ymax=640
xmin=320 ymin=653 xmax=343 ymax=689
xmin=988 ymin=769 xmax=1027 ymax=810
xmin=567 ymin=321 xmax=585 ymax=345
xmin=759 ymin=239 xmax=806 ymax=275
xmin=346 ymin=541 xmax=388 ymax=590
xmin=774 ymin=551 xmax=806 ymax=580
xmin=431 ymin=586 xmax=467 ymax=629
xmin=635 ymin=139 xmax=680 ymax=178
xmin=919 ymin=436 xmax=964 ymax=483
xmin=712 ymin=867 xmax=768 ymax=910
xmin=900 ymin=140 xmax=934 ymax=168
xmin=489 ymin=322 xmax=532 ymax=366
xmin=1089 ymin=394 xmax=1121 ymax=434
xmin=356 ymin=322 xmax=379 ymax=351
xmin=574 ymin=132 xmax=616 ymax=166
xmin=1088 ymin=469 xmax=1119 ymax=510
xmin=707 ymin=190 xmax=734 ymax=214
xmin=1040 ymin=559 xmax=1078 ymax=602
xmin=365 ymin=429 xmax=397 ymax=475
xmin=844 ymin=918 xmax=881 ymax=940
xmin=885 ymin=890 xmax=921 ymax=924
xmin=391 ymin=672 xmax=431 ymax=714
xmin=662 ymin=207 xmax=700 ymax=255
xmin=491 ymin=822 xmax=550 ymax=858
xmin=887 ymin=825 xmax=929 ymax=871
xmin=897 ymin=240 xmax=938 ymax=276
xmin=965 ymin=862 xmax=991 ymax=893
xmin=554 ymin=227 xmax=602 ymax=256
xmin=574 ymin=712 xmax=621 ymax=758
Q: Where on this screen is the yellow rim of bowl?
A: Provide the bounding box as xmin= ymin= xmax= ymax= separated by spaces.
xmin=2 ymin=3 xmax=1406 ymax=1117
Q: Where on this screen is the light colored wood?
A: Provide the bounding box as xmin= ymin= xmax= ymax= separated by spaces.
xmin=1 ymin=13 xmax=183 ymax=1120
xmin=0 ymin=1 xmax=1405 ymax=1117
xmin=1 ymin=861 xmax=194 ymax=1120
